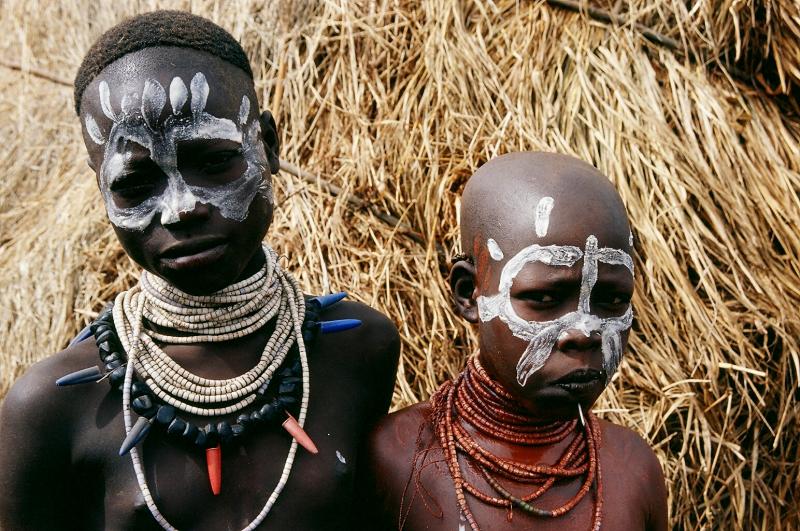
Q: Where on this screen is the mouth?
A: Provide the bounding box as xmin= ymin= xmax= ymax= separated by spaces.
xmin=159 ymin=237 xmax=228 ymax=269
xmin=550 ymin=368 xmax=606 ymax=394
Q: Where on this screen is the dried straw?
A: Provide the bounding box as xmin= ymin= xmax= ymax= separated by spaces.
xmin=1 ymin=1 xmax=798 ymax=529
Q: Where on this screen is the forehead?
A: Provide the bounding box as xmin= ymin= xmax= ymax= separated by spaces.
xmin=80 ymin=46 xmax=254 ymax=126
xmin=480 ymin=192 xmax=631 ymax=258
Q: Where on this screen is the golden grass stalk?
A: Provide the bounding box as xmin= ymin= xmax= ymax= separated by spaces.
xmin=1 ymin=1 xmax=798 ymax=529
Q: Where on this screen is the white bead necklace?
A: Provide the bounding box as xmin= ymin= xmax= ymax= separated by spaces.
xmin=113 ymin=245 xmax=310 ymax=531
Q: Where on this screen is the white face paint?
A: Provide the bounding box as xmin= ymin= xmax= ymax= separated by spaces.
xmin=477 ymin=200 xmax=634 ymax=387
xmin=535 ymin=196 xmax=554 ymax=237
xmin=85 ymin=72 xmax=271 ymax=231
xmin=487 ymin=238 xmax=504 ymax=261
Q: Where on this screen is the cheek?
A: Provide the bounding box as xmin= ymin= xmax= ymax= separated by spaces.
xmin=111 ymin=226 xmax=149 ymax=267
xmin=479 ymin=321 xmax=527 ymax=369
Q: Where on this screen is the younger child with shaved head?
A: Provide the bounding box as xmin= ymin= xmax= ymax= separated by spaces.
xmin=364 ymin=152 xmax=668 ymax=530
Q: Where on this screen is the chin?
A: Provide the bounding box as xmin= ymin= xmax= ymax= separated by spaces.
xmin=514 ymin=385 xmax=603 ymax=421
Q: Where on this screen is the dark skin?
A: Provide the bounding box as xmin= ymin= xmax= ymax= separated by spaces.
xmin=0 ymin=47 xmax=400 ymax=530
xmin=362 ymin=153 xmax=668 ymax=530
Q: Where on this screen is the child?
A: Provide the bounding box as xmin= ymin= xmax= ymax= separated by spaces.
xmin=364 ymin=152 xmax=667 ymax=530
xmin=0 ymin=11 xmax=399 ymax=530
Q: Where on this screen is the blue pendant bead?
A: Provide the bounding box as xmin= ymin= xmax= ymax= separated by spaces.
xmin=119 ymin=416 xmax=153 ymax=456
xmin=319 ymin=319 xmax=362 ymax=334
xmin=55 ymin=366 xmax=103 ymax=386
xmin=309 ymin=291 xmax=348 ymax=309
xmin=68 ymin=325 xmax=93 ymax=347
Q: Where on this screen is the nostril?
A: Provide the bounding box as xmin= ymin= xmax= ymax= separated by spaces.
xmin=557 ymin=328 xmax=602 ymax=352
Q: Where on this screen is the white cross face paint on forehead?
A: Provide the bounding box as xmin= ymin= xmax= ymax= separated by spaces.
xmin=477 ymin=197 xmax=634 ymax=387
xmin=85 ymin=72 xmax=271 ymax=232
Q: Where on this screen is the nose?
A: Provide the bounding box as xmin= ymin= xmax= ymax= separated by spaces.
xmin=160 ymin=201 xmax=212 ymax=227
xmin=555 ymin=327 xmax=602 ymax=353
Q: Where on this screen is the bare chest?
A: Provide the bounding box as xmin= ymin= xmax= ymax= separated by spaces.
xmin=72 ymin=385 xmax=360 ymax=530
xmin=399 ymin=446 xmax=647 ymax=531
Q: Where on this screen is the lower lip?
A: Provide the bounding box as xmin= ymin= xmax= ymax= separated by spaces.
xmin=160 ymin=243 xmax=228 ymax=270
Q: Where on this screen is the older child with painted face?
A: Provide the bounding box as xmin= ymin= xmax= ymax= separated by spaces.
xmin=363 ymin=152 xmax=668 ymax=531
xmin=0 ymin=11 xmax=399 ymax=531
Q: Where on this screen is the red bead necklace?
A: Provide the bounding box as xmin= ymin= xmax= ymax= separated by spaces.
xmin=429 ymin=356 xmax=603 ymax=531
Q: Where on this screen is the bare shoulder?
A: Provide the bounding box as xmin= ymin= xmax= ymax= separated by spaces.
xmin=0 ymin=339 xmax=107 ymax=527
xmin=1 ymin=339 xmax=102 ymax=424
xmin=359 ymin=402 xmax=434 ymax=529
xmin=370 ymin=402 xmax=433 ymax=462
xmin=316 ymin=299 xmax=400 ymax=376
xmin=598 ymin=419 xmax=663 ymax=476
xmin=597 ymin=418 xmax=668 ymax=530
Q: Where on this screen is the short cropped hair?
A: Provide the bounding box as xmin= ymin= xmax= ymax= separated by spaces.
xmin=73 ymin=10 xmax=253 ymax=115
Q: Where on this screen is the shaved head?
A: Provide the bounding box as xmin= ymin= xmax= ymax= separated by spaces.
xmin=460 ymin=152 xmax=630 ymax=262
xmin=452 ymin=152 xmax=635 ymax=413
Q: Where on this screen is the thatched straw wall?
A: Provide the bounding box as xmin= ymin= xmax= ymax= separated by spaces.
xmin=1 ymin=1 xmax=798 ymax=529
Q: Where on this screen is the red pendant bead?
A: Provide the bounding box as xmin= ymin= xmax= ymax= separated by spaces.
xmin=282 ymin=413 xmax=318 ymax=454
xmin=206 ymin=445 xmax=222 ymax=495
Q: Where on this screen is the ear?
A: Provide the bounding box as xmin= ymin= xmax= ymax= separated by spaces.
xmin=258 ymin=110 xmax=280 ymax=174
xmin=450 ymin=259 xmax=479 ymax=324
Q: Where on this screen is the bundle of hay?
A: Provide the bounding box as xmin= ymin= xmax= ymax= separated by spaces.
xmin=1 ymin=1 xmax=797 ymax=528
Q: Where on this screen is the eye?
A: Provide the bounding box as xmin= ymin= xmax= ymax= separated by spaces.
xmin=109 ymin=173 xmax=157 ymax=199
xmin=517 ymin=291 xmax=560 ymax=306
xmin=202 ymin=149 xmax=242 ymax=173
xmin=595 ymin=292 xmax=631 ymax=307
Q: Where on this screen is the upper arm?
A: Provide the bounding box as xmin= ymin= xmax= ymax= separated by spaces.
xmin=356 ymin=407 xmax=423 ymax=531
xmin=643 ymin=448 xmax=668 ymax=531
xmin=0 ymin=357 xmax=77 ymax=529
xmin=336 ymin=302 xmax=400 ymax=424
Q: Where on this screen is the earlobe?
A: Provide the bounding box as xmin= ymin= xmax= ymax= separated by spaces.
xmin=450 ymin=260 xmax=480 ymax=324
xmin=258 ymin=110 xmax=280 ymax=174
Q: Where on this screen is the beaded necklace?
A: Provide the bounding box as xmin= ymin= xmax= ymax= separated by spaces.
xmin=428 ymin=357 xmax=603 ymax=531
xmin=57 ymin=245 xmax=362 ymax=530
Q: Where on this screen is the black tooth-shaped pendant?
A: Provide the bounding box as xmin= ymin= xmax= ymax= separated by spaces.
xmin=155 ymin=405 xmax=176 ymax=425
xmin=279 ymin=395 xmax=299 ymax=408
xmin=278 ymin=381 xmax=298 ymax=395
xmin=130 ymin=382 xmax=150 ymax=398
xmin=217 ymin=422 xmax=233 ymax=443
xmin=95 ymin=330 xmax=113 ymax=344
xmin=183 ymin=423 xmax=199 ymax=442
xmin=167 ymin=417 xmax=187 ymax=436
xmin=56 ymin=366 xmax=102 ymax=386
xmin=102 ymin=353 xmax=120 ymax=364
xmin=119 ymin=416 xmax=152 ymax=456
xmin=108 ymin=365 xmax=126 ymax=387
xmin=131 ymin=396 xmax=156 ymax=417
xmin=194 ymin=429 xmax=208 ymax=447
